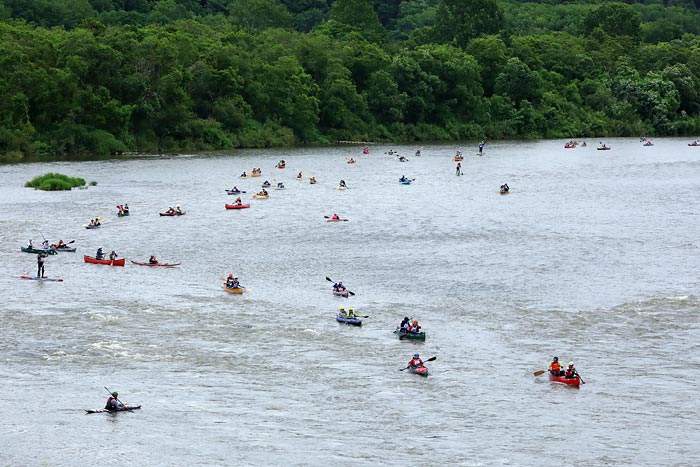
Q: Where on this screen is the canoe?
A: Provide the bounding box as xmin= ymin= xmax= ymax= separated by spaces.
xmin=131 ymin=261 xmax=180 ymax=267
xmin=20 ymin=247 xmax=57 ymax=255
xmin=399 ymin=180 xmax=412 ymax=185
xmin=333 ymin=289 xmax=349 ymax=297
xmin=223 ymin=285 xmax=245 ymax=294
xmin=253 ymin=194 xmax=269 ymax=199
xmin=159 ymin=211 xmax=186 ymax=216
xmin=408 ymin=366 xmax=429 ymax=377
xmin=336 ymin=314 xmax=362 ymax=326
xmin=394 ymin=327 xmax=426 ymax=341
xmin=225 ymin=203 xmax=251 ymax=209
xmin=86 ymin=405 xmax=141 ymax=414
xmin=83 ymin=255 xmax=126 ymax=266
xmin=117 ymin=212 xmax=130 ymax=217
xmin=548 ymin=373 xmax=581 ymax=387
xmin=20 ymin=275 xmax=63 ymax=282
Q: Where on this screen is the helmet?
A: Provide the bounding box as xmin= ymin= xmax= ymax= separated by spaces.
xmin=348 ymin=308 xmax=353 ymax=311
xmin=553 ymin=356 xmax=559 ymax=361
xmin=413 ymin=353 xmax=420 ymax=357
xmin=569 ymin=362 xmax=574 ymax=366
xmin=413 ymin=319 xmax=418 ymax=324
xmin=403 ymin=316 xmax=409 ymax=321
xmin=111 ymin=392 xmax=118 ymax=397
xmin=339 ymin=307 xmax=345 ymax=311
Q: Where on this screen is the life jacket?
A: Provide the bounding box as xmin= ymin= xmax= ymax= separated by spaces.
xmin=550 ymin=362 xmax=560 ymax=373
xmin=409 ymin=358 xmax=422 ymax=367
xmin=565 ymin=367 xmax=575 ymax=378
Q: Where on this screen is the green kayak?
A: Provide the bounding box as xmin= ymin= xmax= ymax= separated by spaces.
xmin=21 ymin=247 xmax=57 ymax=255
xmin=394 ymin=327 xmax=426 ymax=341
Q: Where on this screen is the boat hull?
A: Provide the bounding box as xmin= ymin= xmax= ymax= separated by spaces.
xmin=131 ymin=261 xmax=180 ymax=267
xmin=83 ymin=255 xmax=125 ymax=266
xmin=394 ymin=328 xmax=426 ymax=341
xmin=336 ymin=315 xmax=362 ymax=326
xmin=20 ymin=247 xmax=57 ymax=255
xmin=159 ymin=211 xmax=186 ymax=216
xmin=333 ymin=290 xmax=349 ymax=297
xmin=253 ymin=195 xmax=269 ymax=199
xmin=223 ymin=285 xmax=244 ymax=294
xmin=409 ymin=366 xmax=429 ymax=377
xmin=225 ymin=203 xmax=251 ymax=209
xmin=548 ymin=373 xmax=581 ymax=387
xmin=86 ymin=405 xmax=141 ymax=414
xmin=20 ymin=275 xmax=63 ymax=282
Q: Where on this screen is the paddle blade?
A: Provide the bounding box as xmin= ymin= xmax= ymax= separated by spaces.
xmin=533 ymin=370 xmax=546 ymax=377
xmin=426 ymin=356 xmax=437 ymax=362
xmin=348 ymin=290 xmax=355 ymax=295
xmin=325 ymin=277 xmax=333 ymax=282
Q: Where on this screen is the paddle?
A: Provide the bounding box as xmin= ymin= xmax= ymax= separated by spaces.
xmin=575 ymin=371 xmax=586 ymax=384
xmin=325 ymin=276 xmax=355 ymax=295
xmin=400 ymin=356 xmax=436 ymax=371
xmin=104 ymin=386 xmax=129 ymax=410
xmin=533 ymin=370 xmax=546 ymax=377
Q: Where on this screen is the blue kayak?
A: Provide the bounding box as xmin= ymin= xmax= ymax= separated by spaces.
xmin=336 ymin=314 xmax=362 ymax=326
xmin=399 ymin=179 xmax=412 ymax=185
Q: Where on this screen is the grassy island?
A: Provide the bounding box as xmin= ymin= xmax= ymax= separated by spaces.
xmin=25 ymin=173 xmax=87 ymax=191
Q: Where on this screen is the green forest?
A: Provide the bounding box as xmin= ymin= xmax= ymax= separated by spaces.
xmin=1 ymin=0 xmax=700 ymax=161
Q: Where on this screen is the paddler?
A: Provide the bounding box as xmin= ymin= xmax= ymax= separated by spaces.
xmin=234 ymin=197 xmax=243 ymax=206
xmin=346 ymin=308 xmax=356 ymax=319
xmin=399 ymin=316 xmax=410 ymax=331
xmin=105 ymin=391 xmax=124 ymax=411
xmin=37 ymin=252 xmax=46 ymax=278
xmin=175 ymin=204 xmax=182 ymax=214
xmin=565 ymin=362 xmax=577 ymax=379
xmin=27 ymin=239 xmax=33 ymax=249
xmin=409 ymin=353 xmax=423 ymax=369
xmin=149 ymin=255 xmax=158 ymax=264
xmin=262 ymin=180 xmax=271 ymax=188
xmin=309 ymin=177 xmax=317 ymax=184
xmin=297 ymin=171 xmax=303 ymax=179
xmin=123 ymin=204 xmax=129 ymax=213
xmin=339 ymin=179 xmax=347 ymax=188
xmin=331 ymin=213 xmax=340 ymax=220
xmin=42 ymin=240 xmax=50 ymax=251
xmin=95 ymin=247 xmax=105 ymax=260
xmin=549 ymin=356 xmax=563 ymax=376
xmin=456 ymin=162 xmax=462 ymax=176
xmin=277 ymin=182 xmax=285 ymax=189
xmin=240 ymin=171 xmax=247 ymax=178
xmin=109 ymin=250 xmax=118 ymax=261
xmin=231 ymin=186 xmax=240 ymax=193
xmin=53 ymin=239 xmax=66 ymax=249
xmin=339 ymin=306 xmax=346 ymax=317
xmin=410 ymin=319 xmax=421 ymax=334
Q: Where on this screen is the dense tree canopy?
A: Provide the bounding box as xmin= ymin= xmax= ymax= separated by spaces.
xmin=1 ymin=0 xmax=700 ymax=161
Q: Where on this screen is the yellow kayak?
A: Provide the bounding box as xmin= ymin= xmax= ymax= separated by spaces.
xmin=251 ymin=173 xmax=261 ymax=177
xmin=253 ymin=194 xmax=269 ymax=199
xmin=223 ymin=284 xmax=244 ymax=294
xmin=335 ymin=186 xmax=348 ymax=190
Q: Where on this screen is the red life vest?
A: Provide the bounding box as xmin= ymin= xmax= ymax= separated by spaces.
xmin=551 ymin=362 xmax=560 ymax=373
xmin=565 ymin=367 xmax=575 ymax=378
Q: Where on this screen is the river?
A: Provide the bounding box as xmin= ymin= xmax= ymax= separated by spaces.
xmin=1 ymin=139 xmax=698 ymax=466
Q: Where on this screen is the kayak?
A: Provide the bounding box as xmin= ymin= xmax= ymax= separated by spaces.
xmin=335 ymin=186 xmax=348 ymax=190
xmin=84 ymin=224 xmax=101 ymax=229
xmin=500 ymin=189 xmax=510 ymax=195
xmin=20 ymin=275 xmax=63 ymax=282
xmin=253 ymin=194 xmax=269 ymax=199
xmin=86 ymin=405 xmax=141 ymax=414
xmin=564 ymin=145 xmax=576 ymax=149
xmin=327 ymin=218 xmax=348 ymax=222
xmin=261 ymin=184 xmax=272 ymax=188
xmin=548 ymin=373 xmax=581 ymax=387
xmin=223 ymin=284 xmax=245 ymax=294
xmin=688 ymin=143 xmax=700 ymax=146
xmin=275 ymin=186 xmax=286 ymax=190
xmin=225 ymin=190 xmax=243 ymax=195
xmin=310 ymin=180 xmax=317 ymax=184
xmin=597 ymin=147 xmax=611 ymax=151
xmin=240 ymin=175 xmax=248 ymax=179
xmin=225 ymin=203 xmax=251 ymax=209
xmin=643 ymin=142 xmax=653 ymax=146
xmin=251 ymin=173 xmax=261 ymax=177
xmin=336 ymin=314 xmax=362 ymax=326
xmin=347 ymin=160 xmax=356 ymax=164
xmin=20 ymin=247 xmax=57 ymax=255
xmin=394 ymin=327 xmax=426 ymax=341
xmin=117 ymin=212 xmax=129 ymax=217
xmin=131 ymin=261 xmax=180 ymax=267
xmin=55 ymin=246 xmax=77 ymax=252
xmin=277 ymin=165 xmax=285 ymax=169
xmin=83 ymin=255 xmax=126 ymax=266
xmin=399 ymin=180 xmax=412 ymax=185
xmin=409 ymin=365 xmax=429 ymax=377
xmin=333 ymin=289 xmax=349 ymax=297
xmin=159 ymin=211 xmax=186 ymax=216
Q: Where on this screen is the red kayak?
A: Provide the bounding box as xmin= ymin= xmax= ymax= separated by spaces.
xmin=327 ymin=218 xmax=348 ymax=222
xmin=549 ymin=373 xmax=581 ymax=387
xmin=130 ymin=261 xmax=180 ymax=267
xmin=333 ymin=289 xmax=349 ymax=297
xmin=564 ymin=144 xmax=576 ymax=149
xmin=84 ymin=255 xmax=125 ymax=266
xmin=225 ymin=203 xmax=250 ymax=210
xmin=409 ymin=366 xmax=429 ymax=377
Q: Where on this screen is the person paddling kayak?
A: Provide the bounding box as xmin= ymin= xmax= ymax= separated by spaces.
xmin=149 ymin=255 xmax=158 ymax=264
xmin=339 ymin=179 xmax=347 ymax=188
xmin=409 ymin=353 xmax=423 ymax=369
xmin=105 ymin=391 xmax=128 ymax=411
xmin=226 ymin=274 xmax=240 ymax=289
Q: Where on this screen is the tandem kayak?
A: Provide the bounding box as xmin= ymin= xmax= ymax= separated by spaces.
xmin=131 ymin=261 xmax=180 ymax=267
xmin=223 ymin=284 xmax=245 ymax=294
xmin=394 ymin=327 xmax=426 ymax=341
xmin=253 ymin=194 xmax=269 ymax=199
xmin=20 ymin=247 xmax=57 ymax=255
xmin=548 ymin=373 xmax=581 ymax=388
xmin=84 ymin=224 xmax=101 ymax=229
xmin=84 ymin=255 xmax=126 ymax=266
xmin=409 ymin=366 xmax=429 ymax=377
xmin=85 ymin=405 xmax=141 ymax=414
xmin=159 ymin=211 xmax=186 ymax=216
xmin=251 ymin=173 xmax=261 ymax=177
xmin=225 ymin=203 xmax=251 ymax=209
xmin=336 ymin=314 xmax=362 ymax=326
xmin=20 ymin=275 xmax=63 ymax=282
xmin=333 ymin=289 xmax=349 ymax=297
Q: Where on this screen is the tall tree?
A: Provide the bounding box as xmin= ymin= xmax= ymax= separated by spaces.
xmin=434 ymin=0 xmax=503 ymax=48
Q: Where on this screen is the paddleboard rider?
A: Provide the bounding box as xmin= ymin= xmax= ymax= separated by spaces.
xmin=37 ymin=252 xmax=46 ymax=278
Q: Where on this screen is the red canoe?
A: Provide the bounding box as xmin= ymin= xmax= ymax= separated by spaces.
xmin=225 ymin=203 xmax=251 ymax=210
xmin=83 ymin=255 xmax=125 ymax=266
xmin=549 ymin=373 xmax=581 ymax=387
xmin=130 ymin=261 xmax=180 ymax=267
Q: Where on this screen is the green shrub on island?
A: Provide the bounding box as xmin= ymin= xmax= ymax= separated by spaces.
xmin=25 ymin=173 xmax=87 ymax=191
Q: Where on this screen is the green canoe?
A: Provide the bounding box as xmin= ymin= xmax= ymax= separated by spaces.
xmin=394 ymin=327 xmax=426 ymax=341
xmin=21 ymin=247 xmax=57 ymax=255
